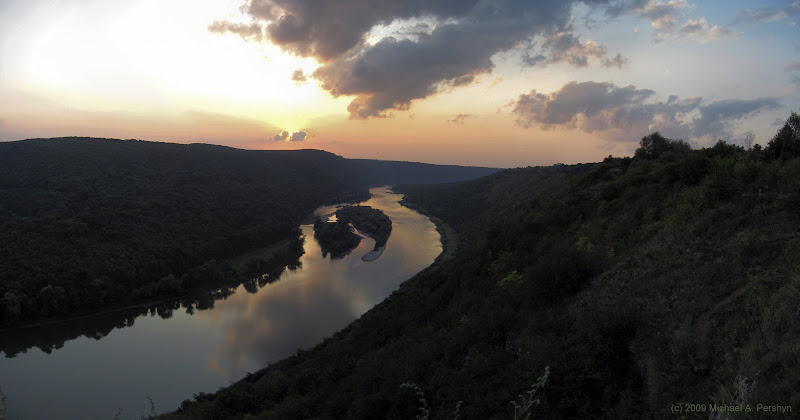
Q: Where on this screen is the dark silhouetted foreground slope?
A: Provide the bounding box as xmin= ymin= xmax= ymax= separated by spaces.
xmin=166 ymin=114 xmax=800 ymax=419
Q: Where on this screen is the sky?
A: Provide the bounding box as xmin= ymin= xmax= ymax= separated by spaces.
xmin=0 ymin=0 xmax=798 ymax=167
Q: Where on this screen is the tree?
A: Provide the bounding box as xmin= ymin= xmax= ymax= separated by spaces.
xmin=39 ymin=284 xmax=66 ymax=315
xmin=766 ymin=112 xmax=800 ymax=160
xmin=634 ymin=132 xmax=691 ymax=160
xmin=2 ymin=291 xmax=22 ymax=324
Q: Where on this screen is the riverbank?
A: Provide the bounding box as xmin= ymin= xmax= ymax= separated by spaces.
xmin=396 ymin=193 xmax=458 ymax=267
xmin=0 ymin=238 xmax=300 ymax=334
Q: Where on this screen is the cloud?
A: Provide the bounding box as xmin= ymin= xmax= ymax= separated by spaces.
xmin=447 ymin=113 xmax=473 ymax=125
xmin=239 ymin=0 xmax=279 ymax=21
xmin=521 ymin=31 xmax=627 ymax=69
xmin=511 ymin=80 xmax=781 ymax=142
xmin=291 ymin=69 xmax=308 ymax=85
xmin=678 ymin=17 xmax=741 ymax=42
xmin=290 ymin=130 xmax=307 ymax=141
xmin=489 ymin=76 xmax=503 ymax=88
xmin=731 ymin=1 xmax=800 ymax=25
xmin=238 ymin=0 xmax=483 ymax=61
xmin=602 ymin=53 xmax=628 ymax=69
xmin=272 ymin=130 xmax=290 ymax=141
xmin=217 ymin=0 xmax=643 ymax=119
xmin=624 ymin=1 xmax=737 ymax=43
xmin=212 ymin=0 xmax=734 ymax=119
xmin=693 ymin=98 xmax=783 ymax=137
xmin=208 ymin=20 xmax=264 ymax=41
xmin=787 ymin=60 xmax=800 ymax=84
xmin=272 ymin=129 xmax=309 ymax=141
xmin=313 ymin=19 xmax=556 ymax=119
xmin=631 ymin=0 xmax=689 ymax=42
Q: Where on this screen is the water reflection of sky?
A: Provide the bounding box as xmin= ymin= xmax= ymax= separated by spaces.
xmin=0 ymin=187 xmax=441 ymax=419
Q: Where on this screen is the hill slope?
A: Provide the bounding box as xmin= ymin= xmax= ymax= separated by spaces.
xmin=0 ymin=137 xmax=495 ymax=327
xmin=166 ymin=115 xmax=800 ymax=419
xmin=350 ymin=159 xmax=499 ymax=186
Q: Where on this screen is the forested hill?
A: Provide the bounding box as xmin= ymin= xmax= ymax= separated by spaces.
xmin=0 ymin=137 xmax=495 ymax=328
xmin=167 ymin=114 xmax=800 ymax=419
xmin=350 ymin=159 xmax=499 ymax=186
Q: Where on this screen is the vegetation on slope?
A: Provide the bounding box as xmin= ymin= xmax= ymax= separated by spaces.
xmin=312 ymin=205 xmax=392 ymax=258
xmin=0 ymin=138 xmax=495 ymax=328
xmin=336 ymin=205 xmax=392 ymax=249
xmin=313 ymin=217 xmax=362 ymax=259
xmin=0 ymin=139 xmax=361 ymax=327
xmin=350 ymin=159 xmax=499 ymax=186
xmin=165 ymin=113 xmax=800 ymax=419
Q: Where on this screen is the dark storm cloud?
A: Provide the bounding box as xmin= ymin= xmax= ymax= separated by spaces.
xmin=214 ymin=0 xmax=684 ymax=118
xmin=312 ymin=1 xmax=582 ymax=119
xmin=512 ymin=81 xmax=780 ymax=141
xmin=218 ymin=0 xmax=667 ymax=119
xmin=693 ymin=98 xmax=782 ymax=137
xmin=208 ymin=20 xmax=264 ymax=41
xmin=251 ymin=0 xmax=482 ymax=61
xmin=272 ymin=130 xmax=290 ymax=141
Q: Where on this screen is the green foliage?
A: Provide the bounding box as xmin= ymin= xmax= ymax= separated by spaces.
xmin=511 ymin=366 xmax=550 ymax=420
xmin=633 ymin=132 xmax=692 ymax=160
xmin=0 ymin=138 xmax=492 ymax=328
xmin=766 ymin=112 xmax=800 ymax=160
xmin=165 ymin=114 xmax=800 ymax=419
xmin=0 ymin=139 xmax=363 ymax=327
xmin=498 ymin=271 xmax=523 ymax=288
xmin=399 ymin=383 xmax=430 ymax=420
xmin=313 ymin=216 xmax=362 ymax=258
xmin=336 ymin=205 xmax=393 ymax=248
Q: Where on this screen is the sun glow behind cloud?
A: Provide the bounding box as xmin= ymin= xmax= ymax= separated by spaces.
xmin=1 ymin=0 xmax=347 ymax=142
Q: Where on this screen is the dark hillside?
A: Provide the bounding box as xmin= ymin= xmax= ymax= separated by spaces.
xmin=350 ymin=159 xmax=499 ymax=186
xmin=0 ymin=137 xmax=497 ymax=328
xmin=395 ymin=164 xmax=591 ymax=245
xmin=0 ymin=138 xmax=364 ymax=327
xmin=165 ymin=114 xmax=800 ymax=419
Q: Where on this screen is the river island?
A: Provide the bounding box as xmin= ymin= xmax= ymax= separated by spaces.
xmin=313 ymin=205 xmax=392 ymax=261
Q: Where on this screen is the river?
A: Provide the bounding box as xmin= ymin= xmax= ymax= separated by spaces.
xmin=0 ymin=187 xmax=441 ymax=419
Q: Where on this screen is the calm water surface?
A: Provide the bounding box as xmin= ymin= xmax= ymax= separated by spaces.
xmin=0 ymin=187 xmax=441 ymax=419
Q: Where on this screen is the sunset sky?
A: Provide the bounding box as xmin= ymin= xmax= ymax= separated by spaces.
xmin=1 ymin=0 xmax=798 ymax=167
